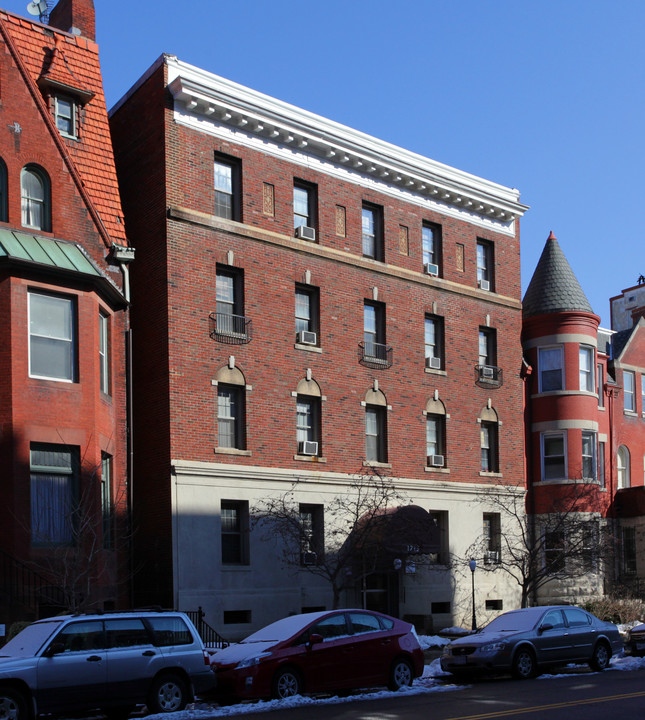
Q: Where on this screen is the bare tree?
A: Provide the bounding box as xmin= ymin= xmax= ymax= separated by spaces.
xmin=253 ymin=466 xmax=435 ymax=609
xmin=462 ymin=480 xmax=614 ymax=608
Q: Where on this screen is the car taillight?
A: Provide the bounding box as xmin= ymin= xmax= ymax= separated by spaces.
xmin=203 ymin=650 xmax=211 ymax=666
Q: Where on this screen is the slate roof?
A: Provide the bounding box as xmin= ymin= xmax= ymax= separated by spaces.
xmin=0 ymin=10 xmax=127 ymax=247
xmin=523 ymin=232 xmax=594 ymax=318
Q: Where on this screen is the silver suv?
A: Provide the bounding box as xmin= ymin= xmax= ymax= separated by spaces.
xmin=0 ymin=610 xmax=215 ymax=720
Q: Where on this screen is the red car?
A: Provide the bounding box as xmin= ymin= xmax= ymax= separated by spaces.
xmin=209 ymin=609 xmax=424 ymax=700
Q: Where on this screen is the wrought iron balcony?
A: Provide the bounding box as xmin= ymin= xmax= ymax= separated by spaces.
xmin=475 ymin=364 xmax=503 ymax=388
xmin=358 ymin=341 xmax=393 ymax=369
xmin=209 ymin=312 xmax=252 ymax=344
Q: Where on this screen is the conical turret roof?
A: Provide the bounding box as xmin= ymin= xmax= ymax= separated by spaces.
xmin=523 ymin=232 xmax=593 ymax=318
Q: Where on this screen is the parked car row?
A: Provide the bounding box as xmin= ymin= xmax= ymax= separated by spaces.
xmin=0 ymin=605 xmax=629 ymax=719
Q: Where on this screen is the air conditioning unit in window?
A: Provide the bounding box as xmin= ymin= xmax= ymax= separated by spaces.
xmin=484 ymin=550 xmax=500 ymax=565
xmin=295 ymin=226 xmax=316 ymax=242
xmin=424 ymin=263 xmax=439 ymax=277
xmin=301 ymin=551 xmax=317 ymax=565
xmin=426 ymin=356 xmax=441 ymax=370
xmin=429 ymin=454 xmax=444 ymax=467
xmin=299 ymin=441 xmax=319 ymax=456
xmin=297 ymin=330 xmax=317 ymax=346
xmin=480 ymin=365 xmax=496 ymax=379
xmin=478 ymin=279 xmax=490 ymax=291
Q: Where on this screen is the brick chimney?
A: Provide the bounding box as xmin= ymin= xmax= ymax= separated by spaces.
xmin=49 ymin=0 xmax=95 ymax=41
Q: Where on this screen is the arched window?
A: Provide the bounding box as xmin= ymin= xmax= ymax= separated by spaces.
xmin=215 ymin=365 xmax=247 ymax=451
xmin=0 ymin=158 xmax=7 ymax=222
xmin=21 ymin=165 xmax=51 ymax=231
xmin=364 ymin=386 xmax=388 ymax=464
xmin=479 ymin=405 xmax=500 ymax=474
xmin=295 ymin=376 xmax=323 ymax=457
xmin=617 ymin=446 xmax=630 ymax=489
xmin=424 ymin=397 xmax=447 ymax=468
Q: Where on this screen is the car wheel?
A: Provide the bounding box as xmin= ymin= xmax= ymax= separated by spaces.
xmin=388 ymin=657 xmax=414 ymax=690
xmin=271 ymin=667 xmax=302 ymax=699
xmin=0 ymin=689 xmax=27 ymax=720
xmin=590 ymin=642 xmax=611 ymax=671
xmin=512 ymin=648 xmax=537 ymax=679
xmin=147 ymin=674 xmax=188 ymax=713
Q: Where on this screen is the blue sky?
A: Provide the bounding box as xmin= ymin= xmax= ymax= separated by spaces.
xmin=7 ymin=0 xmax=644 ymax=325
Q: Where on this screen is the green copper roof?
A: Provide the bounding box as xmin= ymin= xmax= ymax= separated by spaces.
xmin=0 ymin=229 xmax=101 ymax=276
xmin=523 ymin=232 xmax=594 ymax=318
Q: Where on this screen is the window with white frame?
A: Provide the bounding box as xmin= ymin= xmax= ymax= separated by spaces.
xmin=424 ymin=314 xmax=444 ymax=369
xmin=483 ymin=513 xmax=501 ymax=563
xmin=480 ymin=421 xmax=499 ymax=473
xmin=362 ymin=202 xmax=383 ymax=260
xmin=476 ymin=240 xmax=493 ymax=290
xmin=598 ymin=441 xmax=605 ymax=488
xmin=21 ymin=165 xmax=51 ymax=231
xmin=221 ymin=500 xmax=249 ymax=565
xmin=581 ymin=431 xmax=596 ymax=480
xmin=597 ymin=363 xmax=604 ymax=407
xmin=213 ymin=155 xmax=240 ymax=220
xmin=30 ymin=443 xmax=78 ymax=546
xmin=99 ymin=311 xmax=110 ymax=395
xmin=295 ymin=284 xmax=319 ymax=342
xmin=365 ymin=405 xmax=387 ymax=463
xmin=217 ymin=384 xmax=245 ymax=450
xmin=54 ymin=95 xmax=76 ymax=138
xmin=293 ymin=181 xmax=317 ymax=232
xmin=29 ymin=292 xmax=75 ymax=382
xmin=426 ymin=414 xmax=446 ymax=466
xmin=579 ymin=346 xmax=594 ymax=392
xmin=101 ymin=452 xmax=113 ymax=550
xmin=617 ymin=445 xmax=630 ymax=489
xmin=299 ymin=503 xmax=324 ymax=564
xmin=538 ymin=346 xmax=564 ymax=392
xmin=541 ymin=432 xmax=566 ymax=480
xmin=422 ymin=222 xmax=441 ymax=274
xmin=296 ymin=395 xmax=320 ymax=455
xmin=624 ymin=370 xmax=636 ymax=412
xmin=479 ymin=327 xmax=497 ymax=367
xmin=428 ymin=510 xmax=449 ymax=565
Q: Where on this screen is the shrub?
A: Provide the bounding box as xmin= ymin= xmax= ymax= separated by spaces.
xmin=582 ymin=596 xmax=645 ymax=624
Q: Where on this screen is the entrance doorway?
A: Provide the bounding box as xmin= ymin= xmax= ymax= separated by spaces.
xmin=362 ymin=572 xmax=399 ymax=617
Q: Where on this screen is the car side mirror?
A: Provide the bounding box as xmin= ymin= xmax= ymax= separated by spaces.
xmin=308 ymin=633 xmax=323 ymax=647
xmin=538 ymin=623 xmax=554 ymax=634
xmin=43 ymin=642 xmax=65 ymax=657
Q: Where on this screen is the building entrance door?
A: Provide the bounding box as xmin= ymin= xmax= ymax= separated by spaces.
xmin=362 ymin=572 xmax=399 ymax=617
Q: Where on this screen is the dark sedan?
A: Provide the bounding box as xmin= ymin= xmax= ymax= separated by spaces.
xmin=208 ymin=609 xmax=424 ymax=699
xmin=441 ymin=605 xmax=622 ymax=679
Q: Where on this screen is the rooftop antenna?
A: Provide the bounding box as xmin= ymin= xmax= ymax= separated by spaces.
xmin=26 ymin=0 xmax=49 ymax=23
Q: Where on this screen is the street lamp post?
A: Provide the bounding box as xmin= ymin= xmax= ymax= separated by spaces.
xmin=469 ymin=559 xmax=477 ymax=631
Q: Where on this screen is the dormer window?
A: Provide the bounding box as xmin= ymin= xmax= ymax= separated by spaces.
xmin=54 ymin=95 xmax=76 ymax=138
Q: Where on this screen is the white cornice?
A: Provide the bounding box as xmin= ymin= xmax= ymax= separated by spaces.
xmin=165 ymin=56 xmax=528 ymax=230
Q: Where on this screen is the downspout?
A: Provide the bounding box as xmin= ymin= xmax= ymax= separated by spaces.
xmin=521 ymin=355 xmax=536 ymax=606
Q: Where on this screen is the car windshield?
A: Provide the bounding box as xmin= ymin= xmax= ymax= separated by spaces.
xmin=240 ymin=614 xmax=323 ymax=643
xmin=0 ymin=621 xmax=63 ymax=657
xmin=481 ymin=611 xmax=541 ymax=633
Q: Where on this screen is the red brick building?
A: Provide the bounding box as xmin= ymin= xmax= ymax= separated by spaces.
xmin=0 ymin=0 xmax=132 ymax=624
xmin=522 ymin=233 xmax=645 ymax=603
xmin=111 ymin=55 xmax=529 ymax=636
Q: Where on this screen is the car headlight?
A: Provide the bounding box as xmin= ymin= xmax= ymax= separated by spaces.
xmin=480 ymin=641 xmax=508 ymax=653
xmin=236 ymin=652 xmax=272 ymax=669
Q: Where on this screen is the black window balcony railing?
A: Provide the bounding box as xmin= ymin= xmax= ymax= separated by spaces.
xmin=475 ymin=364 xmax=503 ymax=387
xmin=358 ymin=341 xmax=393 ymax=369
xmin=209 ymin=312 xmax=252 ymax=344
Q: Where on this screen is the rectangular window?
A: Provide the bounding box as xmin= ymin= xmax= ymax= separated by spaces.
xmin=296 ymin=395 xmax=320 ymax=455
xmin=581 ymin=431 xmax=596 ymax=480
xmin=99 ymin=311 xmax=110 ymax=395
xmin=293 ymin=180 xmax=317 ymax=231
xmin=624 ymin=370 xmax=636 ymax=412
xmin=295 ymin=284 xmax=319 ymax=343
xmin=579 ymin=346 xmax=594 ymax=392
xmin=426 ymin=415 xmax=445 ymax=466
xmin=424 ymin=315 xmax=444 ymax=370
xmin=54 ymin=95 xmax=76 ymax=138
xmin=542 ymin=432 xmax=566 ymax=480
xmin=215 ymin=266 xmax=246 ymax=338
xmin=101 ymin=453 xmax=113 ymax=550
xmin=30 ymin=443 xmax=78 ymax=546
xmin=364 ymin=301 xmax=386 ymax=360
xmin=544 ymin=528 xmax=565 ymax=573
xmin=29 ymin=292 xmax=76 ymax=382
xmin=221 ymin=500 xmax=249 ymax=565
xmin=476 ymin=240 xmax=494 ymax=290
xmin=480 ymin=422 xmax=499 ymax=473
xmin=299 ymin=503 xmax=324 ymax=564
xmin=538 ymin=346 xmax=564 ymax=392
xmin=478 ymin=327 xmax=497 ymax=367
xmin=428 ymin=511 xmax=449 ymax=565
xmin=483 ymin=513 xmax=501 ymax=563
xmin=622 ymin=526 xmax=637 ymax=575
xmin=598 ymin=441 xmax=605 ymax=488
xmin=365 ymin=406 xmax=387 ymax=463
xmin=598 ymin=364 xmax=604 ymax=407
xmin=362 ymin=202 xmax=383 ymax=260
xmin=213 ymin=155 xmax=240 ymax=220
xmin=422 ymin=222 xmax=441 ymax=275
xmin=217 ymin=384 xmax=245 ymax=450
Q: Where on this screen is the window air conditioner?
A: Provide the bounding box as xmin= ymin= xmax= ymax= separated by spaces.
xmin=426 ymin=356 xmax=441 ymax=370
xmin=478 ymin=279 xmax=490 ymax=291
xmin=299 ymin=441 xmax=319 ymax=456
xmin=484 ymin=550 xmax=500 ymax=565
xmin=301 ymin=551 xmax=317 ymax=565
xmin=297 ymin=331 xmax=317 ymax=346
xmin=295 ymin=226 xmax=316 ymax=242
xmin=424 ymin=263 xmax=439 ymax=276
xmin=429 ymin=454 xmax=444 ymax=467
xmin=480 ymin=365 xmax=496 ymax=379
